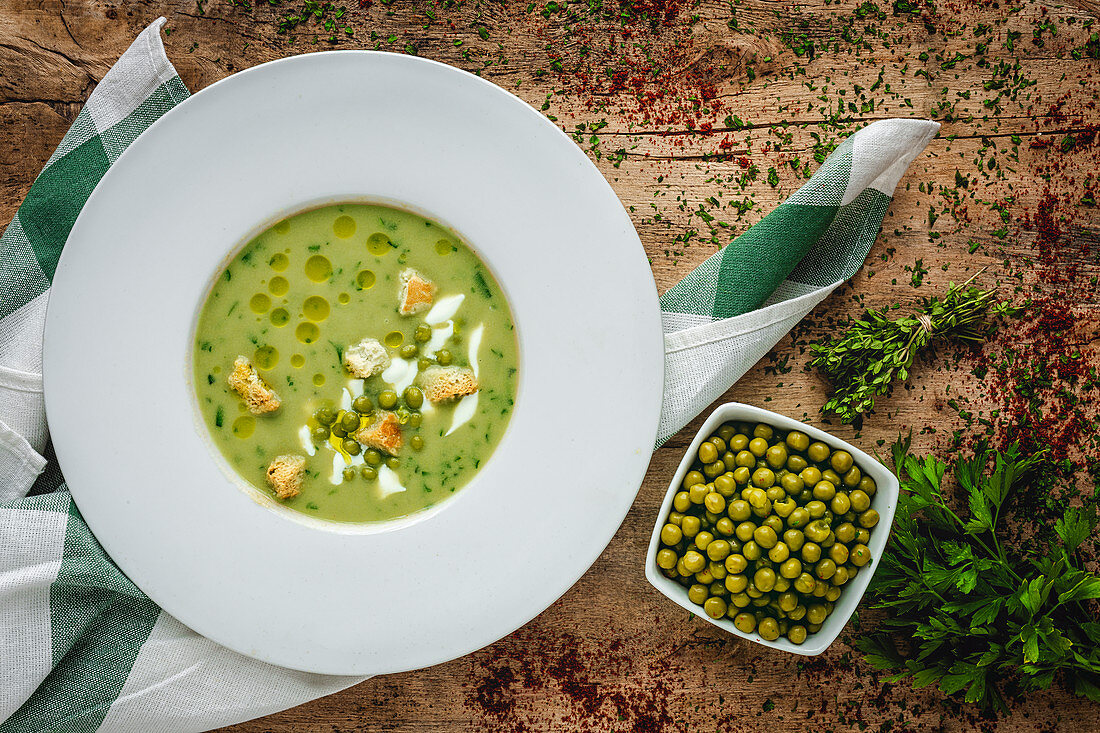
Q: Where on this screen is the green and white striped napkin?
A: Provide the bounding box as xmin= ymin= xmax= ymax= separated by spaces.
xmin=0 ymin=18 xmax=937 ymax=732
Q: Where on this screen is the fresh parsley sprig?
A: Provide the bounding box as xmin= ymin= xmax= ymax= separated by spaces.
xmin=810 ymin=278 xmax=1015 ymax=426
xmin=858 ymin=436 xmax=1100 ymax=713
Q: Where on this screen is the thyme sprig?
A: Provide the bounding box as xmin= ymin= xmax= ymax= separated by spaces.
xmin=810 ymin=276 xmax=1014 ymax=425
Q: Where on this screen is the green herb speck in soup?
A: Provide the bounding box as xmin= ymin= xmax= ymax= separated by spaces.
xmin=192 ymin=203 xmax=519 ymax=523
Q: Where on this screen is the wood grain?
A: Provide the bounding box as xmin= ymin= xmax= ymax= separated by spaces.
xmin=3 ymin=0 xmax=1099 ymax=729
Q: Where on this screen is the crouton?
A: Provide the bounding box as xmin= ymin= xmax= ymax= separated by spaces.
xmin=355 ymin=411 xmax=403 ymax=455
xmin=343 ymin=337 xmax=391 ymax=378
xmin=227 ymin=356 xmax=280 ymax=414
xmin=398 ymin=268 xmax=436 ymax=316
xmin=418 ymin=366 xmax=479 ymax=404
xmin=266 ymin=455 xmax=305 ymax=500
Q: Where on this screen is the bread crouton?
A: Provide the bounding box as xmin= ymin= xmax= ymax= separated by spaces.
xmin=343 ymin=337 xmax=390 ymax=378
xmin=228 ymin=356 xmax=281 ymax=414
xmin=418 ymin=366 xmax=479 ymax=404
xmin=398 ymin=268 xmax=436 ymax=316
xmin=355 ymin=411 xmax=403 ymax=455
xmin=266 ymin=454 xmax=305 ymax=500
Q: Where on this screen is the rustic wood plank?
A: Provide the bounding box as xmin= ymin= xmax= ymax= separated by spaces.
xmin=2 ymin=0 xmax=1098 ymax=729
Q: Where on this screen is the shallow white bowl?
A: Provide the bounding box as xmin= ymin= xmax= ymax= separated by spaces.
xmin=644 ymin=402 xmax=899 ymax=656
xmin=43 ymin=52 xmax=664 ymax=674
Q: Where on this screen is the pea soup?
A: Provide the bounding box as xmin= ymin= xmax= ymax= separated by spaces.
xmin=193 ymin=202 xmax=519 ymax=523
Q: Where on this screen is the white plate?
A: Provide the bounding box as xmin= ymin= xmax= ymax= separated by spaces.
xmin=43 ymin=52 xmax=664 ymax=675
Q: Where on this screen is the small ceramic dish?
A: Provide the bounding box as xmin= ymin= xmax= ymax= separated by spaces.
xmin=644 ymin=402 xmax=899 ymax=656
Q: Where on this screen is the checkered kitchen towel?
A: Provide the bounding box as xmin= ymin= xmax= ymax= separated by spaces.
xmin=0 ymin=17 xmax=937 ymax=733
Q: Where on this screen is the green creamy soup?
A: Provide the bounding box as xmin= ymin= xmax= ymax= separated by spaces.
xmin=193 ymin=203 xmax=519 ymax=523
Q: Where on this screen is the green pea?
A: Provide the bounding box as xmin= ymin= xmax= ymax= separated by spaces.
xmin=728 ymin=500 xmax=751 ymax=522
xmin=807 ymin=603 xmax=828 ymax=625
xmin=858 ymin=475 xmax=878 ymax=496
xmin=683 ymin=551 xmax=706 ymax=573
xmin=781 ymin=473 xmax=804 ymax=495
xmin=849 ymin=489 xmax=871 ymax=513
xmin=414 ymin=324 xmax=432 ymax=342
xmin=829 ymin=543 xmax=849 ymax=565
xmin=748 ymin=438 xmax=769 ymax=458
xmin=807 ymin=442 xmax=830 ymax=463
xmin=340 ymin=411 xmax=361 ymax=432
xmin=787 ymin=508 xmax=810 ymax=529
xmin=386 ymin=456 xmax=400 ymax=469
xmin=341 ymin=466 xmax=356 ymax=482
xmin=694 ymin=531 xmax=714 ymax=551
xmin=342 ymin=438 xmax=361 ymax=455
xmin=683 ymin=470 xmax=705 ymax=489
xmin=753 ymin=526 xmax=778 ymax=549
xmin=713 ymin=474 xmax=736 ymax=497
xmin=786 ymin=454 xmax=808 ymax=473
xmin=688 ymin=483 xmax=709 ymax=504
xmin=656 ymin=549 xmax=678 ymax=570
xmin=410 ymin=435 xmax=425 ymax=451
xmin=704 ymin=492 xmax=726 ymax=515
xmin=378 ymin=390 xmax=398 ymax=409
xmin=833 ymin=523 xmax=855 ymax=544
xmin=733 ymin=466 xmax=751 ymax=485
xmin=785 ymin=430 xmax=810 ymax=452
xmin=698 ymin=442 xmax=718 ymax=464
xmin=688 ymin=584 xmax=709 ymax=604
xmin=660 ymin=524 xmax=682 ymax=546
xmin=311 ymin=426 xmax=330 ymax=442
xmin=753 ymin=424 xmax=774 ymax=440
xmin=806 ymin=500 xmax=827 ymax=519
xmin=831 ymin=492 xmax=851 ymax=515
xmin=404 ymin=386 xmax=424 ymax=410
xmin=735 ymin=521 xmax=756 ymax=542
xmin=758 ymin=617 xmax=780 ymax=641
xmin=704 ymin=597 xmax=728 ymax=619
xmin=768 ymin=542 xmax=790 ymax=563
xmin=360 ymin=466 xmax=378 ymax=481
xmin=754 ymin=568 xmax=777 ymax=592
xmin=352 ymin=395 xmax=373 ymax=414
xmin=315 ymin=407 xmax=336 ymax=425
xmin=715 ymin=517 xmax=735 ymax=536
xmin=801 ymin=542 xmax=822 ymax=563
xmin=859 ymin=509 xmax=880 ymax=528
xmin=408 ymin=412 xmax=423 ymax=428
xmin=733 ymin=612 xmax=757 ymax=633
xmin=436 ymin=349 xmax=453 ymax=366
xmin=850 ymin=543 xmax=871 ymax=567
xmin=816 ymin=559 xmax=837 ymax=580
xmin=364 ymin=449 xmax=382 ymax=466
xmin=780 ymin=558 xmax=802 ymax=579
xmin=812 ymin=480 xmax=836 ymax=501
xmin=765 ymin=444 xmax=788 ymax=469
xmin=331 ymin=426 xmax=347 ymax=438
xmin=799 ymin=466 xmax=822 ymax=486
xmin=830 ymin=450 xmax=854 ymax=474
xmin=787 ymin=625 xmax=808 ymax=644
xmin=783 ymin=529 xmax=804 ymax=551
xmin=751 ymin=467 xmax=776 ymax=488
xmin=725 ymin=554 xmax=748 ymax=574
xmin=681 ymin=515 xmax=701 ymax=538
xmin=400 ymin=343 xmax=419 ymax=359
xmin=822 ymin=468 xmax=842 ymax=486
xmin=742 ymin=541 xmax=762 ymax=561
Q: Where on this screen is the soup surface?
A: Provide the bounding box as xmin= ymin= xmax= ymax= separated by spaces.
xmin=193 ymin=202 xmax=519 ymax=522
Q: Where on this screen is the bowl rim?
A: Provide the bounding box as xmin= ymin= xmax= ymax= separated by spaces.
xmin=644 ymin=402 xmax=900 ymax=656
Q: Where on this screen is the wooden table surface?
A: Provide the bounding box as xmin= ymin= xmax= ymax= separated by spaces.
xmin=4 ymin=0 xmax=1100 ymax=729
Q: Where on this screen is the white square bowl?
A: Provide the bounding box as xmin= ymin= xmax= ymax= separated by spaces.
xmin=644 ymin=402 xmax=899 ymax=656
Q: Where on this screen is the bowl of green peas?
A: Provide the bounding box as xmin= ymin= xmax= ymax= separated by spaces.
xmin=645 ymin=403 xmax=898 ymax=655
